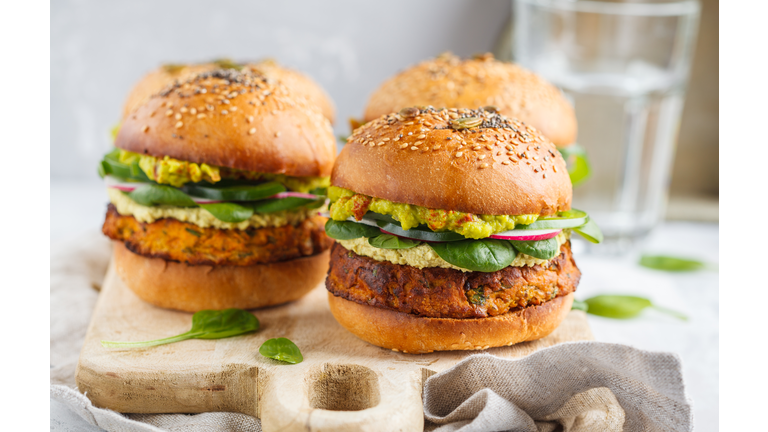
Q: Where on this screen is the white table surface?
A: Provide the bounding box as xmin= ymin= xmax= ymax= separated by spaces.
xmin=51 ymin=180 xmax=719 ymax=431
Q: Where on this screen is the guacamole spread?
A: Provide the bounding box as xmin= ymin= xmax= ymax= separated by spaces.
xmin=117 ymin=149 xmax=330 ymax=192
xmin=328 ymin=186 xmax=538 ymax=239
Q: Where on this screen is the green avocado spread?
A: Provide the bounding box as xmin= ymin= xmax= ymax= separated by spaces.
xmin=117 ymin=149 xmax=329 ymax=192
xmin=328 ymin=186 xmax=538 ymax=239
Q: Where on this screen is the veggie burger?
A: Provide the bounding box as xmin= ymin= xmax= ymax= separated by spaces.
xmin=325 ymin=106 xmax=602 ymax=353
xmin=99 ymin=68 xmax=336 ymax=312
xmin=362 ymin=53 xmax=589 ymax=184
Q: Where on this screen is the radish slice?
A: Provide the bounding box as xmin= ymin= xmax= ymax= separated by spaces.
xmin=489 ymin=229 xmax=561 ymax=241
xmin=346 ymin=216 xmax=379 ymax=228
xmin=270 ymin=192 xmax=322 ymax=200
xmin=104 ymin=175 xmax=143 ymax=192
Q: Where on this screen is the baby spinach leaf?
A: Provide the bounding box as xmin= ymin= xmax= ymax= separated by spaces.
xmin=259 ymin=338 xmax=303 ymax=364
xmin=368 ymin=234 xmax=420 ymax=249
xmin=639 ymin=255 xmax=708 ymax=272
xmin=509 ymin=237 xmax=560 ymax=260
xmin=376 ymin=220 xmax=466 ymax=242
xmin=583 ymin=295 xmax=687 ymax=321
xmin=198 ymin=202 xmax=254 ymax=223
xmin=248 ymin=197 xmax=318 ymax=214
xmin=429 ymin=239 xmax=516 ymax=272
xmin=325 ymin=219 xmax=382 ymax=240
xmin=101 ymin=309 xmax=259 ymax=349
xmin=127 ymin=184 xmax=197 ymax=207
xmin=572 ymin=219 xmax=604 ymax=244
xmin=184 ymin=181 xmax=285 ymax=202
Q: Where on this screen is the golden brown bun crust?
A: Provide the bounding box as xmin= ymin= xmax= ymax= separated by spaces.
xmin=117 ymin=69 xmax=336 ymax=177
xmin=364 ymin=53 xmax=577 ymax=147
xmin=248 ymin=60 xmax=336 ymax=123
xmin=113 ymin=241 xmax=329 ymax=312
xmin=333 ymin=107 xmax=571 ymax=216
xmin=122 ymin=61 xmax=336 ymax=123
xmin=328 ymin=291 xmax=574 ymax=353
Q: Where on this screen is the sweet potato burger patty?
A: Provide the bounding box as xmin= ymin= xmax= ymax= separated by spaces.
xmin=103 ymin=204 xmax=333 ymax=266
xmin=326 ymin=241 xmax=581 ymax=319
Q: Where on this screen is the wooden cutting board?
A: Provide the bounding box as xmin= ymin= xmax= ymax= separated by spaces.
xmin=76 ymin=260 xmax=594 ymax=431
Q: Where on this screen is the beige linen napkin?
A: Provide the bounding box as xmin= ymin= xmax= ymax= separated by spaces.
xmin=50 ymin=232 xmax=691 ymax=432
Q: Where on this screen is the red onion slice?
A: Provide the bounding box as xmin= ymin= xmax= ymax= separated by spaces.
xmin=489 ymin=229 xmax=561 ymax=241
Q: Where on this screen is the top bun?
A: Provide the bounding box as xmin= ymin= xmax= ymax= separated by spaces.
xmin=333 ymin=107 xmax=571 ymax=216
xmin=363 ymin=53 xmax=577 ymax=148
xmin=117 ymin=69 xmax=336 ymax=177
xmin=122 ymin=60 xmax=336 ymax=123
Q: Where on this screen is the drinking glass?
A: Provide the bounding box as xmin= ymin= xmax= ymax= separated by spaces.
xmin=513 ymin=0 xmax=700 ymax=252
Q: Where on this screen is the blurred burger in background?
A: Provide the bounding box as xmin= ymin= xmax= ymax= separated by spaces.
xmin=360 ymin=53 xmax=589 ymax=184
xmin=99 ymin=68 xmax=336 ymax=312
xmin=324 ymin=106 xmax=602 ymax=353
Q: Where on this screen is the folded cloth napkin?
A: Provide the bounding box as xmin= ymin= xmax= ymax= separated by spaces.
xmin=51 ymin=232 xmax=692 ymax=432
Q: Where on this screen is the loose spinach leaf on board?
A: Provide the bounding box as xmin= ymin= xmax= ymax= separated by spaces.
xmin=429 ymin=239 xmax=516 ymax=272
xmin=248 ymin=197 xmax=319 ymax=214
xmin=127 ymin=184 xmax=197 ymax=207
xmin=198 ymin=202 xmax=254 ymax=223
xmin=324 ymin=219 xmax=382 ymax=240
xmin=639 ymin=255 xmax=709 ymax=272
xmin=571 ymin=299 xmax=589 ymax=312
xmin=572 ymin=219 xmax=604 ymax=244
xmin=184 ymin=181 xmax=285 ymax=202
xmin=259 ymin=338 xmax=303 ymax=364
xmin=368 ymin=234 xmax=420 ymax=249
xmin=583 ymin=295 xmax=687 ymax=321
xmin=509 ymin=237 xmax=560 ymax=260
xmin=101 ymin=309 xmax=259 ymax=349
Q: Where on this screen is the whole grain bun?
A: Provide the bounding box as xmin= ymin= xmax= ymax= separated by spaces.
xmin=364 ymin=53 xmax=577 ymax=148
xmin=122 ymin=60 xmax=336 ymax=123
xmin=328 ymin=292 xmax=574 ymax=353
xmin=333 ymin=107 xmax=571 ymax=216
xmin=112 ymin=241 xmax=330 ymax=312
xmin=117 ymin=69 xmax=336 ymax=177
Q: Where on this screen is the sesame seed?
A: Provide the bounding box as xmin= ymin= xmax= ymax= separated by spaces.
xmin=377 ymin=142 xmax=385 ymax=146
xmin=175 ymin=121 xmax=183 ymax=128
xmin=553 ymin=166 xmax=558 ymax=173
xmin=221 ymin=110 xmax=228 ymax=115
xmin=455 ymin=151 xmax=463 ymax=157
xmin=393 ymin=137 xmax=400 ymax=142
xmin=399 ymin=143 xmax=409 ymax=149
xmin=410 ymin=146 xmax=419 ymax=150
xmin=543 ymin=173 xmax=547 ymax=178
xmin=485 ymin=145 xmax=493 ymax=150
xmin=382 ymin=138 xmax=390 ymax=142
xmin=175 ymin=113 xmax=182 ymax=120
xmin=534 ymin=168 xmax=539 ymax=172
xmin=165 ymin=110 xmax=173 ymax=117
xmin=247 ymin=116 xmax=254 ymax=123
xmin=408 ymin=132 xmax=413 ymax=136
xmin=501 ymin=160 xmax=510 ymax=165
xmin=417 ymin=134 xmax=426 ymax=139
xmin=478 ymin=155 xmax=487 ymax=160
xmin=479 ymin=163 xmax=489 ymax=169
xmin=230 ymin=106 xmax=238 ymax=111
xmin=190 ymin=108 xmax=197 ymax=115
xmin=180 ymin=107 xmax=188 ymax=113
xmin=248 ymin=128 xmax=256 ymax=135
xmin=275 ymin=132 xmax=281 ymax=137
xmin=197 ymin=113 xmax=206 ymax=119
xmin=369 ymin=142 xmax=375 ymax=147
xmin=141 ymin=125 xmax=149 ymax=133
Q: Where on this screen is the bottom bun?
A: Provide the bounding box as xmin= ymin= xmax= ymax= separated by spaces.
xmin=113 ymin=241 xmax=330 ymax=312
xmin=327 ymin=292 xmax=574 ymax=353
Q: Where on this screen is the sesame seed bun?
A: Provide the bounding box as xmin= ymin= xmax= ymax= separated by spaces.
xmin=333 ymin=107 xmax=572 ymax=216
xmin=116 ymin=69 xmax=336 ymax=177
xmin=327 ymin=291 xmax=574 ymax=353
xmin=112 ymin=241 xmax=330 ymax=312
xmin=363 ymin=53 xmax=577 ymax=148
xmin=122 ymin=60 xmax=336 ymax=123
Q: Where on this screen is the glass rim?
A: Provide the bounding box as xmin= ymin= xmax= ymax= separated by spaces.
xmin=515 ymin=0 xmax=700 ymax=16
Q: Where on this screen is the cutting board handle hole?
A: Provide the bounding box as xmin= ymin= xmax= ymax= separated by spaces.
xmin=307 ymin=363 xmax=381 ymax=411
